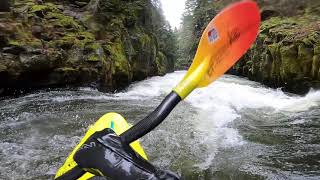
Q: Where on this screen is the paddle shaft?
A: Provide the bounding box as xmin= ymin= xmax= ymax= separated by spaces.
xmin=120 ymin=91 xmax=181 ymax=144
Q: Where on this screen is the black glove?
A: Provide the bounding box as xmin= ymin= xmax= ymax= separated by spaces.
xmin=74 ymin=128 xmax=180 ymax=180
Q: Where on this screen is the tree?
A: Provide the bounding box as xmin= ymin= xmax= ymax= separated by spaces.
xmin=176 ymin=0 xmax=217 ymax=69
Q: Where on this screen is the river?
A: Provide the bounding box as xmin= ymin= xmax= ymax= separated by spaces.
xmin=0 ymin=71 xmax=319 ymax=180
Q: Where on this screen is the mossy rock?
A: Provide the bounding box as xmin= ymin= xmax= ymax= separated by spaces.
xmin=85 ymin=43 xmax=106 ymax=63
xmin=315 ymin=46 xmax=320 ymax=55
xmin=56 ymin=32 xmax=95 ymax=49
xmin=298 ymin=44 xmax=313 ymax=76
xmin=87 ymin=55 xmax=100 ymax=62
xmin=0 ymin=64 xmax=7 ymax=72
xmin=156 ymin=51 xmax=168 ymax=76
xmin=280 ymin=45 xmax=300 ymax=80
xmin=47 ymin=12 xmax=81 ymax=30
xmin=0 ymin=0 xmax=176 ymax=94
xmin=29 ymin=3 xmax=58 ymax=18
xmin=105 ymin=40 xmax=131 ymax=78
xmin=85 ymin=43 xmax=101 ymax=52
xmin=52 ymin=67 xmax=80 ymax=83
xmin=312 ymin=55 xmax=320 ymax=79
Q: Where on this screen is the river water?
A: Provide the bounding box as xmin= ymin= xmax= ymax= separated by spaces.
xmin=0 ymin=71 xmax=319 ymax=180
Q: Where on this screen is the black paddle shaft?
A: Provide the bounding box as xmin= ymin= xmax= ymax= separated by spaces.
xmin=120 ymin=91 xmax=181 ymax=145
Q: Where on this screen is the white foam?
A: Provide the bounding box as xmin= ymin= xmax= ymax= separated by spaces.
xmin=290 ymin=119 xmax=306 ymax=125
xmin=185 ymin=75 xmax=320 ymax=113
xmin=116 ymin=71 xmax=320 ymax=168
xmin=116 ymin=72 xmax=184 ymax=98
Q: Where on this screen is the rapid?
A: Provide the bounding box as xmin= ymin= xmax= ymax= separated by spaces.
xmin=0 ymin=71 xmax=319 ymax=179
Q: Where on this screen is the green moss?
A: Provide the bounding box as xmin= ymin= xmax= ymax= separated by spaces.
xmin=267 ymin=43 xmax=281 ymax=78
xmin=139 ymin=34 xmax=151 ymax=47
xmin=260 ymin=15 xmax=319 ymax=44
xmin=268 ymin=44 xmax=279 ymax=59
xmin=8 ymin=37 xmax=42 ymax=48
xmin=260 ymin=17 xmax=295 ymax=34
xmin=87 ymin=54 xmax=100 ymax=62
xmin=58 ymin=31 xmax=95 ymax=49
xmin=8 ymin=40 xmax=21 ymax=46
xmin=27 ymin=39 xmax=42 ymax=47
xmin=30 ymin=3 xmax=57 ymax=13
xmin=156 ymin=51 xmax=167 ymax=75
xmin=78 ymin=32 xmax=95 ymax=41
xmin=312 ymin=55 xmax=320 ymax=79
xmin=105 ymin=41 xmax=130 ymax=75
xmin=298 ymin=44 xmax=314 ymax=61
xmin=280 ymin=45 xmax=301 ymax=80
xmin=0 ymin=64 xmax=7 ymax=72
xmin=315 ymin=46 xmax=320 ymax=55
xmin=61 ymin=34 xmax=76 ymax=43
xmin=47 ymin=12 xmax=80 ymax=29
xmin=30 ymin=5 xmax=48 ymax=13
xmin=86 ymin=43 xmax=100 ymax=51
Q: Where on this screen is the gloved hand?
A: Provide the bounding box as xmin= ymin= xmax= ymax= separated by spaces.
xmin=74 ymin=128 xmax=180 ymax=180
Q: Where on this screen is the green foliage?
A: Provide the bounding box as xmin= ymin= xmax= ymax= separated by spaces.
xmin=105 ymin=41 xmax=130 ymax=76
xmin=47 ymin=12 xmax=81 ymax=29
xmin=156 ymin=51 xmax=168 ymax=75
xmin=176 ymin=0 xmax=217 ymax=69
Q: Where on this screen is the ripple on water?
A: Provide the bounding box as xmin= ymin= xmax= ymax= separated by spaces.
xmin=0 ymin=72 xmax=320 ymax=179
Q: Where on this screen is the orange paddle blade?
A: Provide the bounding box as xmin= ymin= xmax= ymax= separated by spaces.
xmin=196 ymin=0 xmax=260 ymax=86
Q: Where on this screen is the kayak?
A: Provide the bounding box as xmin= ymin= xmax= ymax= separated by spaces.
xmin=54 ymin=112 xmax=148 ymax=179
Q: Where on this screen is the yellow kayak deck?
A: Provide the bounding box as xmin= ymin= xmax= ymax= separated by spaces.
xmin=55 ymin=112 xmax=148 ymax=179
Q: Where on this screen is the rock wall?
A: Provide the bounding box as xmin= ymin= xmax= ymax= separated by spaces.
xmin=0 ymin=0 xmax=175 ymax=96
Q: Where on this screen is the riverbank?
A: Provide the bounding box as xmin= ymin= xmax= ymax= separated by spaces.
xmin=0 ymin=0 xmax=177 ymax=97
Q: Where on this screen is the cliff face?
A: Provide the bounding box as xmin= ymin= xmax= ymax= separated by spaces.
xmin=230 ymin=0 xmax=320 ymax=94
xmin=0 ymin=0 xmax=176 ymax=96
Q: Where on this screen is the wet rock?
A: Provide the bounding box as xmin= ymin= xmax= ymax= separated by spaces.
xmin=31 ymin=25 xmax=43 ymax=38
xmin=261 ymin=9 xmax=280 ymax=21
xmin=2 ymin=46 xmax=25 ymax=55
xmin=36 ymin=0 xmax=44 ymax=5
xmin=73 ymin=1 xmax=89 ymax=8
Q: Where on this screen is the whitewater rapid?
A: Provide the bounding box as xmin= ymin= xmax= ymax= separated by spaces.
xmin=53 ymin=71 xmax=320 ymax=169
xmin=1 ymin=71 xmax=320 ymax=179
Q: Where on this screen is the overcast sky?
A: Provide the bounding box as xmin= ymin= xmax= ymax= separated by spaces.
xmin=160 ymin=0 xmax=186 ymax=29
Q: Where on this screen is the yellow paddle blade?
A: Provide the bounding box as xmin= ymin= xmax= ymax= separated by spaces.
xmin=174 ymin=1 xmax=261 ymax=99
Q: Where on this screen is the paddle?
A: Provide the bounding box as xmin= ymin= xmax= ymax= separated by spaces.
xmin=120 ymin=0 xmax=261 ymax=145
